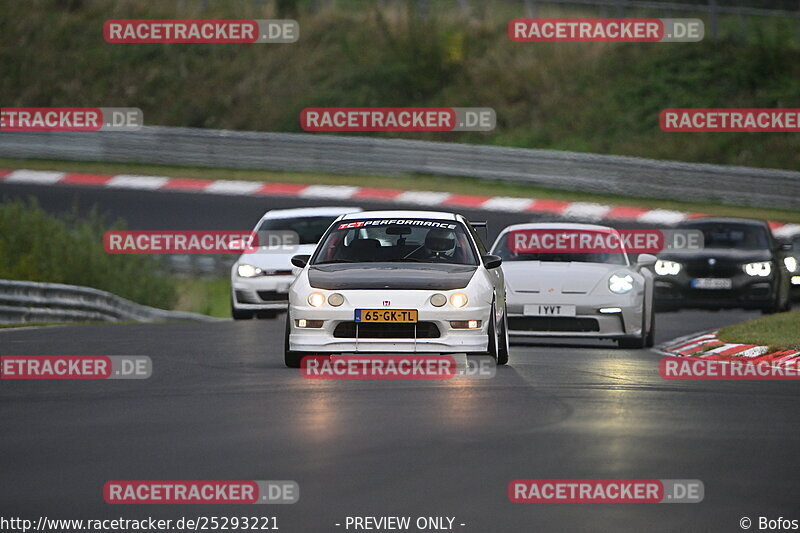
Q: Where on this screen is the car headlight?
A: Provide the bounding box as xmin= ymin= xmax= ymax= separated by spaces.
xmin=328 ymin=293 xmax=344 ymax=307
xmin=237 ymin=264 xmax=262 ymax=278
xmin=307 ymin=292 xmax=326 ymax=307
xmin=450 ymin=292 xmax=469 ymax=308
xmin=430 ymin=293 xmax=447 ymax=307
xmin=743 ymin=261 xmax=772 ymax=277
xmin=609 ymin=273 xmax=634 ymax=294
xmin=654 ymin=259 xmax=681 ymax=276
xmin=784 ymin=256 xmax=798 ymax=273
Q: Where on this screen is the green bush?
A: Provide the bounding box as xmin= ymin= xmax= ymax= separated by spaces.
xmin=0 ymin=198 xmax=177 ymax=309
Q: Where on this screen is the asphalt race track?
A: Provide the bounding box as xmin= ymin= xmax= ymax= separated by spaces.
xmin=2 ymin=182 xmax=799 ymax=532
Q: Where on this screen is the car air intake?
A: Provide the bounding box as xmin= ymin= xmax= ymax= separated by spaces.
xmin=333 ymin=322 xmax=440 ymax=339
xmin=509 ymin=317 xmax=600 ymax=332
xmin=257 ymin=291 xmax=289 ymax=302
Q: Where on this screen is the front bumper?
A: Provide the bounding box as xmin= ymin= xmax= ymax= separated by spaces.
xmin=505 ymin=293 xmax=643 ymax=339
xmin=289 ymin=290 xmax=491 ymax=354
xmin=232 ymin=275 xmax=293 ymax=311
xmin=655 ymin=272 xmax=776 ymax=310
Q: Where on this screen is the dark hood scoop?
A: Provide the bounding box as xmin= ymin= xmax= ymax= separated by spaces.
xmin=308 ymin=263 xmax=477 ymax=290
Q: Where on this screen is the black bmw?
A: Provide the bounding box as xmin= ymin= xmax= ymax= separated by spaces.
xmin=654 ymin=217 xmax=792 ymax=313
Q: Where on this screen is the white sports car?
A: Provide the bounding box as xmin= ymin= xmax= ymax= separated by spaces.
xmin=231 ymin=206 xmax=361 ymax=319
xmin=284 ymin=210 xmax=509 ymax=367
xmin=490 ymin=223 xmax=656 ymax=348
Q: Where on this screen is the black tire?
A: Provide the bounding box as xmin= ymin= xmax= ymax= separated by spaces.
xmin=496 ymin=304 xmax=510 ymax=365
xmin=231 ymin=297 xmax=254 ymax=320
xmin=487 ymin=302 xmax=510 ymax=365
xmin=617 ymin=304 xmax=647 ymax=349
xmin=645 ymin=308 xmax=656 ymax=348
xmin=284 ymin=315 xmax=304 ymax=368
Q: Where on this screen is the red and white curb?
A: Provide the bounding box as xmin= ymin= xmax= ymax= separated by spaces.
xmin=2 ymin=168 xmax=799 ymax=233
xmin=660 ymin=330 xmax=800 ymax=365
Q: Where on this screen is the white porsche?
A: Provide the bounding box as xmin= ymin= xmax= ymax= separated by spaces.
xmin=284 ymin=210 xmax=509 ymax=367
xmin=231 ymin=206 xmax=361 ymax=319
xmin=490 ymin=223 xmax=656 ymax=348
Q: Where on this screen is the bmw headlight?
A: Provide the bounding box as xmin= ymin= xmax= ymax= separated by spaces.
xmin=609 ymin=273 xmax=634 ymax=294
xmin=743 ymin=261 xmax=772 ymax=277
xmin=237 ymin=264 xmax=262 ymax=278
xmin=654 ymin=259 xmax=681 ymax=276
xmin=784 ymin=256 xmax=798 ymax=273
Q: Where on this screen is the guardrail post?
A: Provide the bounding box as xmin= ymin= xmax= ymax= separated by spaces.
xmin=524 ymin=0 xmax=537 ymax=18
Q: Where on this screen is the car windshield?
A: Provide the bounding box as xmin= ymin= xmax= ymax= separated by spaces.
xmin=681 ymin=223 xmax=769 ymax=250
xmin=257 ymin=216 xmax=340 ymax=245
xmin=313 ymin=219 xmax=478 ymax=265
xmin=492 ymin=231 xmax=627 ymax=265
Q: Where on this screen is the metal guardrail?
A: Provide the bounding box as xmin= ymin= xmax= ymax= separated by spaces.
xmin=0 ymin=279 xmax=219 ymax=325
xmin=1 ymin=126 xmax=798 ymax=210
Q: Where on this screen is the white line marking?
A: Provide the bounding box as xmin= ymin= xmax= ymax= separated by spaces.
xmin=299 ymin=185 xmax=359 ymax=199
xmin=204 ymin=180 xmax=263 ymax=195
xmin=106 ymin=175 xmax=169 ymax=189
xmin=4 ymin=169 xmax=65 ymax=184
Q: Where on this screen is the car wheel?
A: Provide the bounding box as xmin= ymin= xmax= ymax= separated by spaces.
xmin=231 ymin=297 xmax=254 ymax=320
xmin=645 ymin=308 xmax=656 ymax=348
xmin=617 ymin=304 xmax=647 ymax=349
xmin=284 ymin=315 xmax=304 ymax=368
xmin=496 ymin=304 xmax=509 ymax=365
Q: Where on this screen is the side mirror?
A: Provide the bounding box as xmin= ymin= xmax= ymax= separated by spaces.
xmin=636 ymin=253 xmax=657 ymax=268
xmin=291 ymin=254 xmax=310 ymax=268
xmin=482 ymin=254 xmax=503 ymax=269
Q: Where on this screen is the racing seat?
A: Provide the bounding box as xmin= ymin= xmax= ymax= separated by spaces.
xmin=337 ymin=238 xmax=381 ymax=262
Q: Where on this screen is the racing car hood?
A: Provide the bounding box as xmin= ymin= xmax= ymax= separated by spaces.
xmin=502 ymin=261 xmax=621 ymax=294
xmin=307 ymin=262 xmax=477 ymax=290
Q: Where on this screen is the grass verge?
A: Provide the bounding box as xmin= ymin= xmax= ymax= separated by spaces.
xmin=3 ymin=157 xmax=800 ymax=224
xmin=717 ymin=311 xmax=800 ymax=351
xmin=174 ymin=278 xmax=231 ymax=319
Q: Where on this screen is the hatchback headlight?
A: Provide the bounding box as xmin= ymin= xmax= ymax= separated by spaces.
xmin=654 ymin=260 xmax=681 ymax=276
xmin=450 ymin=292 xmax=469 ymax=308
xmin=307 ymin=292 xmax=326 ymax=307
xmin=784 ymin=256 xmax=798 ymax=273
xmin=743 ymin=261 xmax=771 ymax=277
xmin=328 ymin=293 xmax=344 ymax=307
xmin=237 ymin=264 xmax=262 ymax=278
xmin=609 ymin=273 xmax=634 ymax=294
xmin=430 ymin=293 xmax=447 ymax=307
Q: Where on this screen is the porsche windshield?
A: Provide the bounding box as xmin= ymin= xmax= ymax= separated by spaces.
xmin=492 ymin=231 xmax=627 ymax=265
xmin=313 ymin=219 xmax=478 ymax=265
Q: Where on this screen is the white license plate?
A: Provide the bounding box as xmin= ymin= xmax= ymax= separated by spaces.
xmin=692 ymin=278 xmax=732 ymax=289
xmin=524 ymin=304 xmax=576 ymax=317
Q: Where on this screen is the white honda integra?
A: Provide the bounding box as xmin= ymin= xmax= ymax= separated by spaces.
xmin=284 ymin=210 xmax=509 ymax=367
xmin=490 ymin=223 xmax=656 ymax=348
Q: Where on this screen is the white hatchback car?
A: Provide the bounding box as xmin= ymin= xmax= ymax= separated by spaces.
xmin=231 ymin=207 xmax=361 ymax=319
xmin=490 ymin=223 xmax=656 ymax=348
xmin=284 ymin=210 xmax=509 ymax=367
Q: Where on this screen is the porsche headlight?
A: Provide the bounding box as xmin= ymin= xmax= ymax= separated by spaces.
xmin=654 ymin=260 xmax=681 ymax=276
xmin=450 ymin=292 xmax=469 ymax=308
xmin=609 ymin=273 xmax=634 ymax=294
xmin=237 ymin=264 xmax=262 ymax=278
xmin=784 ymin=256 xmax=798 ymax=273
xmin=743 ymin=261 xmax=772 ymax=277
xmin=307 ymin=292 xmax=326 ymax=307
